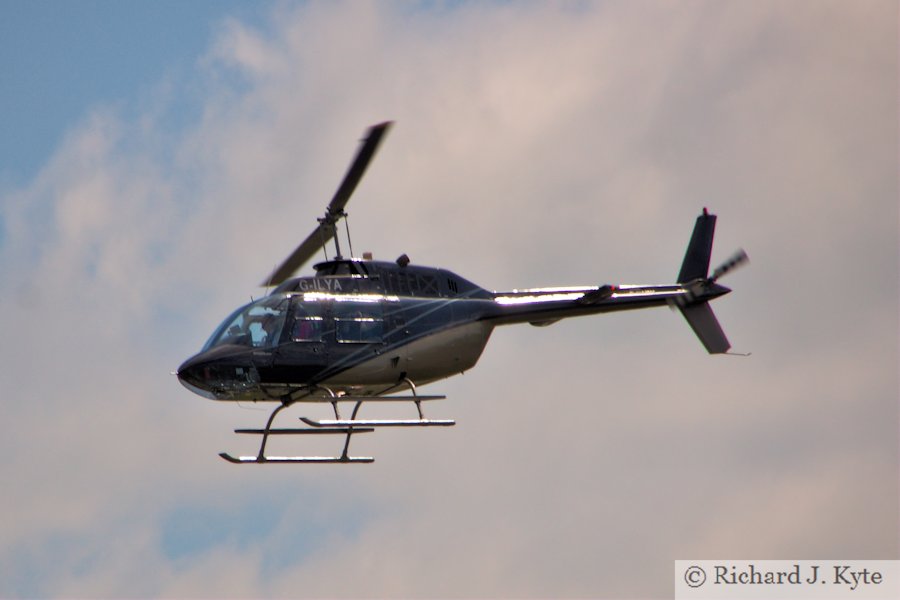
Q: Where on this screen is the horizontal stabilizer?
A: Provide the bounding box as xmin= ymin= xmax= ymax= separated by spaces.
xmin=679 ymin=302 xmax=730 ymax=354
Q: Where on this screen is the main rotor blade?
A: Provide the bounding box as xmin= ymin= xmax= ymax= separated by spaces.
xmin=326 ymin=121 xmax=393 ymax=217
xmin=262 ymin=222 xmax=334 ymax=287
xmin=261 ymin=121 xmax=393 ymax=287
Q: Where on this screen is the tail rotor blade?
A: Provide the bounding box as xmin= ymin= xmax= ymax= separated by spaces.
xmin=710 ymin=248 xmax=749 ymax=282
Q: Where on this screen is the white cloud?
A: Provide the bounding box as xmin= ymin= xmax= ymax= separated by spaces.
xmin=0 ymin=1 xmax=896 ymax=597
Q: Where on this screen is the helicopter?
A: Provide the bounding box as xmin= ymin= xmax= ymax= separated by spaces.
xmin=176 ymin=121 xmax=748 ymax=464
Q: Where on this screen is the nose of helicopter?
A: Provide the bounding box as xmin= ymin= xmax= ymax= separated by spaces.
xmin=176 ymin=346 xmax=264 ymax=400
xmin=176 ymin=353 xmax=218 ymax=399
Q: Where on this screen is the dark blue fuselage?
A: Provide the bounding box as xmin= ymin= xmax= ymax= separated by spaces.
xmin=176 ymin=257 xmax=727 ymax=402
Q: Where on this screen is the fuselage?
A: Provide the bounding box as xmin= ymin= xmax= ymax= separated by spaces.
xmin=176 ymin=257 xmax=729 ymax=402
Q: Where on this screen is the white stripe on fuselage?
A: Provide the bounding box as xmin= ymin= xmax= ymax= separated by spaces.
xmin=493 ymin=284 xmax=685 ymax=305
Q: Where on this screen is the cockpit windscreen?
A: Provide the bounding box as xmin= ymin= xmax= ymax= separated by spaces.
xmin=203 ymin=297 xmax=288 ymax=350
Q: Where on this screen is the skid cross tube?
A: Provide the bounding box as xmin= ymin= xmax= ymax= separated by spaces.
xmin=339 ymin=400 xmax=366 ymax=460
xmin=255 ymin=399 xmax=293 ymax=461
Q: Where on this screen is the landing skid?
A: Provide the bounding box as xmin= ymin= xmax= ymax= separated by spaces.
xmin=220 ymin=378 xmax=453 ymax=464
xmin=219 ymin=453 xmax=374 ymax=464
xmin=300 ymin=418 xmax=455 ymax=427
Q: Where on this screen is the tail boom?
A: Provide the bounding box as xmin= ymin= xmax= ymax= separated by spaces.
xmin=485 ymin=209 xmax=741 ymax=354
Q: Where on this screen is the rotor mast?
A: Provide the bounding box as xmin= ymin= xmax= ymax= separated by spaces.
xmin=319 ymin=209 xmax=355 ymax=260
xmin=318 ymin=211 xmax=342 ymax=260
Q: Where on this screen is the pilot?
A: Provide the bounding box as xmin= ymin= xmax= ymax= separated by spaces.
xmin=260 ymin=315 xmax=279 ymax=346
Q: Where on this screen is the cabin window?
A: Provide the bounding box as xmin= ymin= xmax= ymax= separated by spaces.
xmin=291 ymin=317 xmax=325 ymax=342
xmin=291 ymin=299 xmax=329 ymax=342
xmin=333 ymin=301 xmax=384 ymax=343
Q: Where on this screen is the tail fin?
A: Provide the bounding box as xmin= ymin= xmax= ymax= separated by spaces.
xmin=676 ymin=209 xmax=731 ymax=354
xmin=680 ymin=302 xmax=730 ymax=354
xmin=677 ymin=208 xmax=716 ymax=283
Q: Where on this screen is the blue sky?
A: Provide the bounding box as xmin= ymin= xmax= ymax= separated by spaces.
xmin=0 ymin=1 xmax=269 ymax=184
xmin=0 ymin=1 xmax=897 ymax=597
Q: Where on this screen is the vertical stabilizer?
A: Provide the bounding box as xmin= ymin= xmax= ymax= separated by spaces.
xmin=677 ymin=209 xmax=716 ymax=283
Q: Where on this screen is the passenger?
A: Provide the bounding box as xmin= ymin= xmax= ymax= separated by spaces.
xmin=293 ymin=319 xmax=314 ymax=341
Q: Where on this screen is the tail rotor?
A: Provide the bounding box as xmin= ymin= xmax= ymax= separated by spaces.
xmin=709 ymin=248 xmax=749 ymax=283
